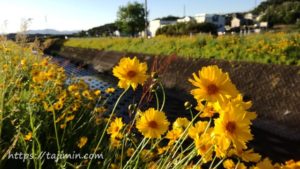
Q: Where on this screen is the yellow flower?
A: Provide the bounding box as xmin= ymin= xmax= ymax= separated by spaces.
xmin=188 ymin=121 xmax=208 ymax=139
xmin=165 ymin=128 xmax=182 ymax=142
xmin=136 ymin=108 xmax=169 ymax=139
xmin=20 ymin=59 xmax=26 ymax=66
xmin=157 ymin=146 xmax=169 ymax=155
xmin=24 ymin=132 xmax=32 ymax=141
xmin=214 ymin=103 xmax=253 ymax=154
xmin=194 ymin=133 xmax=213 ymax=163
xmin=55 ymin=113 xmax=66 ymax=123
xmin=82 ymin=90 xmax=93 ymax=100
xmin=110 ymin=137 xmax=121 ymax=148
xmin=196 ymin=101 xmax=218 ymax=118
xmin=77 ymin=136 xmax=88 ymax=149
xmin=147 ymin=161 xmax=159 ymax=169
xmin=189 ymin=65 xmax=239 ymax=103
xmin=68 ymin=84 xmax=78 ymax=92
xmin=105 ymin=87 xmax=115 ymax=94
xmin=218 ymin=94 xmax=257 ymax=122
xmin=66 ymin=115 xmax=75 ymax=122
xmin=71 ymin=102 xmax=80 ymax=112
xmin=185 ymin=163 xmax=202 ymax=169
xmin=223 ymin=159 xmax=235 ymax=169
xmin=223 ymin=158 xmax=248 ymax=169
xmin=126 ymin=148 xmax=135 ymax=157
xmin=53 ymin=101 xmax=64 ymax=110
xmin=94 ymin=89 xmax=101 ymax=96
xmin=230 ymin=149 xmax=261 ymax=163
xmin=112 ymin=57 xmax=148 ymax=90
xmin=172 ymin=117 xmax=190 ymax=131
xmin=43 ymin=101 xmax=54 ymax=112
xmin=231 ymin=94 xmax=252 ymax=110
xmin=283 ymin=160 xmax=300 ymax=169
xmin=253 ymin=158 xmax=274 ymax=169
xmin=236 ymin=163 xmax=247 ymax=169
xmin=140 ymin=149 xmax=155 ymax=162
xmin=107 ymin=118 xmax=124 ymax=138
xmin=94 ymin=107 xmax=107 ymax=114
xmin=60 ymin=124 xmax=66 ymax=129
xmin=73 ymin=92 xmax=81 ymax=99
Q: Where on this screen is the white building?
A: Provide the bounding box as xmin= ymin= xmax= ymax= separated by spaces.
xmin=194 ymin=13 xmax=225 ymax=32
xmin=177 ymin=16 xmax=195 ymax=23
xmin=149 ymin=19 xmax=177 ymax=37
xmin=231 ymin=17 xmax=242 ymax=28
xmin=148 ymin=13 xmax=226 ymax=37
xmin=244 ymin=13 xmax=256 ymax=20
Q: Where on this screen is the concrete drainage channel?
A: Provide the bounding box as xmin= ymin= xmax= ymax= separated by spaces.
xmin=50 ymin=56 xmax=142 ymax=123
xmin=50 ymin=55 xmax=300 ymax=162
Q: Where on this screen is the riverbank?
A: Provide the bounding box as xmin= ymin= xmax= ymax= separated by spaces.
xmin=62 ymin=33 xmax=300 ymax=65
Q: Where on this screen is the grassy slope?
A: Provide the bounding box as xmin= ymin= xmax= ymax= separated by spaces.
xmin=63 ymin=33 xmax=300 ymax=65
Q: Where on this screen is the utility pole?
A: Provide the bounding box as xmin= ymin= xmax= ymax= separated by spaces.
xmin=144 ymin=0 xmax=148 ymax=38
xmin=183 ymin=5 xmax=186 ymax=17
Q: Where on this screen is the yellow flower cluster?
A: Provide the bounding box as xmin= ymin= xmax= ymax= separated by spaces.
xmin=107 ymin=118 xmax=124 ymax=148
xmin=109 ymin=57 xmax=299 ymax=168
xmin=188 ymin=65 xmax=258 ymax=162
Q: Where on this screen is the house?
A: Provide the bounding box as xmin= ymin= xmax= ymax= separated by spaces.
xmin=231 ymin=15 xmax=254 ymax=28
xmin=194 ymin=13 xmax=225 ymax=32
xmin=244 ymin=13 xmax=256 ymax=20
xmin=149 ymin=19 xmax=177 ymax=37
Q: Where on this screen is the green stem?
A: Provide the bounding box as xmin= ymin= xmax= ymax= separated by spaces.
xmin=87 ymin=87 xmax=129 ymax=169
xmin=160 ymin=102 xmax=208 ymax=168
xmin=209 ymin=155 xmax=217 ymax=169
xmin=159 ymin=82 xmax=165 ymax=112
xmin=123 ymin=138 xmax=149 ymax=169
xmin=189 ymin=108 xmax=194 ymax=119
xmin=234 ymin=158 xmax=241 ymax=169
xmin=154 ymin=91 xmax=160 ymax=110
xmin=48 ymin=99 xmax=61 ymax=166
xmin=120 ymin=133 xmax=128 ymax=169
xmin=0 ymin=86 xmax=7 ymax=141
xmin=213 ymin=158 xmax=225 ymax=169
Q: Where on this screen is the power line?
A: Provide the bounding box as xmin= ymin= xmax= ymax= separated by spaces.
xmin=144 ymin=0 xmax=147 ymax=38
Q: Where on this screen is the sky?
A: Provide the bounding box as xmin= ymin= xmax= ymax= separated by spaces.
xmin=0 ymin=0 xmax=264 ymax=33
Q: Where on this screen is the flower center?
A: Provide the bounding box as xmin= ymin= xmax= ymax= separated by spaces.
xmin=114 ymin=127 xmax=119 ymax=132
xmin=207 ymin=84 xmax=219 ymax=95
xmin=127 ymin=70 xmax=137 ymax=78
xmin=148 ymin=120 xmax=158 ymax=129
xmin=225 ymin=121 xmax=236 ymax=134
xmin=200 ymin=145 xmax=207 ymax=151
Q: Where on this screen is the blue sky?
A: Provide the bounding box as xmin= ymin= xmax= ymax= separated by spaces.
xmin=0 ymin=0 xmax=264 ymax=33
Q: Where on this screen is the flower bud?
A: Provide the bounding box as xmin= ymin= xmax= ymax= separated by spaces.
xmin=184 ymin=101 xmax=193 ymax=110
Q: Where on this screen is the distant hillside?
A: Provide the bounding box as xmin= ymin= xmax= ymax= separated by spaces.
xmin=253 ymin=0 xmax=300 ymax=25
xmin=76 ymin=23 xmax=118 ymax=37
xmin=27 ymin=29 xmax=79 ymax=35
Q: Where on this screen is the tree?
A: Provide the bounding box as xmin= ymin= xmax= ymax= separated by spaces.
xmin=88 ymin=23 xmax=118 ymax=37
xmin=156 ymin=22 xmax=217 ymax=36
xmin=116 ymin=2 xmax=146 ymax=36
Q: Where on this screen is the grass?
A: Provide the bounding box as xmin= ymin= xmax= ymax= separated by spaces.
xmin=63 ymin=32 xmax=300 ymax=65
